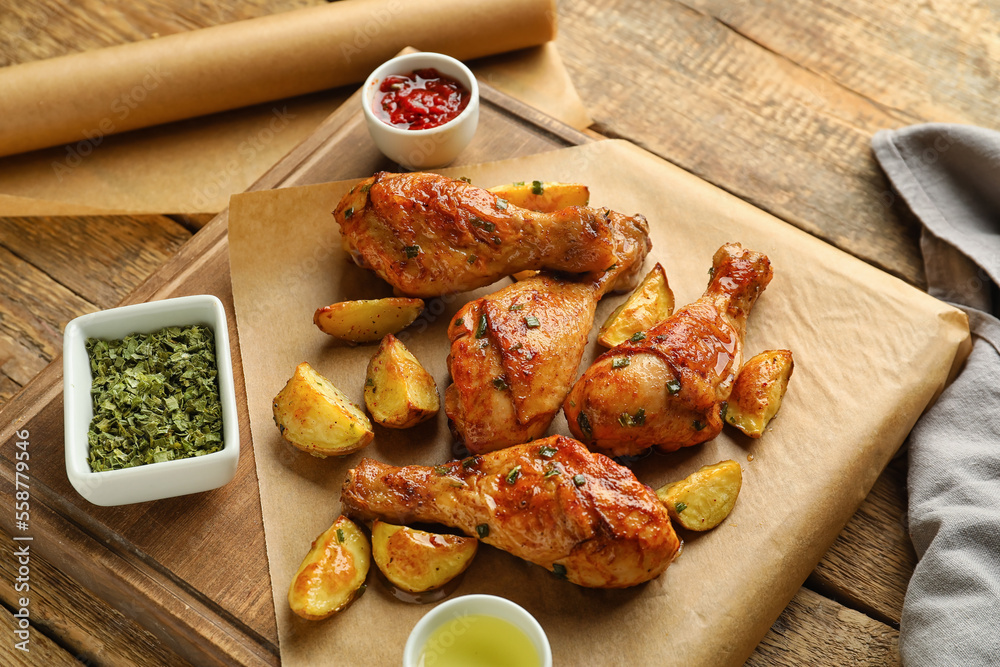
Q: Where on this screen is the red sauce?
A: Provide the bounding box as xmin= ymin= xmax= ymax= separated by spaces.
xmin=373 ymin=68 xmax=470 ymax=131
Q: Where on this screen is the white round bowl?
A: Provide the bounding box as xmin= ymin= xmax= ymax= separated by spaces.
xmin=62 ymin=295 xmax=240 ymax=506
xmin=362 ymin=52 xmax=479 ymax=170
xmin=403 ymin=594 xmax=552 ymax=667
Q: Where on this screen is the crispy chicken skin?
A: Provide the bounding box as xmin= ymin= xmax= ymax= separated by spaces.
xmin=334 ymin=171 xmax=647 ymax=297
xmin=340 ymin=436 xmax=681 ymax=588
xmin=444 ymin=210 xmax=651 ymax=454
xmin=564 ymin=243 xmax=773 ymax=457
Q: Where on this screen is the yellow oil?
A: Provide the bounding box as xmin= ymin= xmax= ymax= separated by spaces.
xmin=418 ymin=614 xmax=541 ymax=667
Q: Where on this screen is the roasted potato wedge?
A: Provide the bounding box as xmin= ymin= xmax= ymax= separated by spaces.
xmin=288 ymin=516 xmax=370 ymax=620
xmin=273 ymin=362 xmax=373 ymax=457
xmin=656 ymin=460 xmax=743 ymax=531
xmin=364 ymin=334 xmax=440 ymax=428
xmin=724 ymin=349 xmax=794 ymax=438
xmin=598 ymin=262 xmax=675 ymax=347
xmin=314 ymin=298 xmax=424 ymax=343
xmin=370 ymin=520 xmax=478 ymax=593
xmin=487 ymin=181 xmax=590 ymax=212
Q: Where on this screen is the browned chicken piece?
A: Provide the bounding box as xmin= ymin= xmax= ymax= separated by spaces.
xmin=340 ymin=435 xmax=681 ymax=588
xmin=334 ymin=171 xmax=646 ymax=297
xmin=444 ymin=211 xmax=651 ymax=454
xmin=564 ymin=243 xmax=773 ymax=458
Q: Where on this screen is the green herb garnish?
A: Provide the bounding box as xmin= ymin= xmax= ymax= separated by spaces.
xmin=493 ymin=377 xmax=509 ymax=391
xmin=543 ymin=467 xmax=560 ymax=478
xmin=496 ymin=198 xmax=508 ymax=210
xmin=666 ymin=379 xmax=681 ymax=395
xmin=467 ymin=255 xmax=477 ymax=264
xmin=463 ymin=456 xmax=481 ymax=469
xmin=629 ymin=331 xmax=646 ymax=343
xmin=434 ymin=465 xmax=451 ymax=475
xmin=343 ymin=207 xmax=354 ymax=218
xmin=576 ymin=411 xmax=593 ymax=439
xmin=471 ymin=217 xmax=497 ymax=233
xmin=454 ymin=317 xmax=464 ymax=327
xmin=476 ymin=523 xmax=490 ymax=538
xmin=538 ymin=445 xmax=557 ymax=458
xmin=573 ymin=474 xmax=586 ymax=487
xmin=360 ymin=183 xmax=372 ymax=194
xmin=525 ymin=315 xmax=540 ymax=329
xmin=475 ymin=314 xmax=488 ymax=339
xmin=85 ymin=325 xmax=223 ymax=472
xmin=505 ymin=465 xmax=521 ymax=485
xmin=531 ymin=180 xmax=544 ymax=195
xmin=509 ymin=303 xmax=524 ymax=312
xmin=336 ymin=528 xmax=345 ymax=543
xmin=365 ymin=377 xmax=375 ymax=387
xmin=612 ymin=357 xmax=630 ymax=369
xmin=693 ymin=420 xmax=706 ymax=431
xmin=403 ymin=245 xmax=420 ymax=259
xmin=675 ymin=502 xmax=687 ymax=513
xmin=720 ymin=402 xmax=729 ymax=422
xmin=459 ymin=176 xmax=472 ymax=183
xmin=513 ymin=181 xmax=525 ymax=186
xmin=618 ymin=407 xmax=647 ymax=428
xmin=552 ymin=563 xmax=567 ymax=579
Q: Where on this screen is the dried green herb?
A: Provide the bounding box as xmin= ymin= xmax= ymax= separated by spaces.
xmin=525 ymin=315 xmax=540 ymax=329
xmin=612 ymin=357 xmax=630 ymax=369
xmin=573 ymin=474 xmax=586 ymax=487
xmin=476 ymin=523 xmax=490 ymax=538
xmin=552 ymin=563 xmax=567 ymax=579
xmin=505 ymin=465 xmax=522 ymax=485
xmin=475 ymin=314 xmax=488 ymax=339
xmin=675 ymin=502 xmax=688 ymax=513
xmin=86 ymin=325 xmax=223 ymax=472
xmin=531 ymin=180 xmax=544 ymax=195
xmin=538 ymin=444 xmax=558 ymax=459
xmin=666 ymin=379 xmax=681 ymax=395
xmin=496 ymin=198 xmax=509 ymax=210
xmin=403 ymin=245 xmax=420 ymax=259
xmin=629 ymin=331 xmax=646 ymax=343
xmin=493 ymin=377 xmax=509 ymax=391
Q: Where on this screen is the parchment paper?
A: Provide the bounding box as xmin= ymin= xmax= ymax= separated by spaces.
xmin=0 ymin=0 xmax=589 ymax=215
xmin=227 ymin=140 xmax=970 ymax=666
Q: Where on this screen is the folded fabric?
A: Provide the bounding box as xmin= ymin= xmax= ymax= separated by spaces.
xmin=872 ymin=124 xmax=1000 ymax=666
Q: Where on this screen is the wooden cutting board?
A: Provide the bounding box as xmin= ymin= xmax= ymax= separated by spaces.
xmin=0 ymin=83 xmax=592 ymax=667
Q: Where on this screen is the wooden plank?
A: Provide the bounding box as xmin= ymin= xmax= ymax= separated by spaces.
xmin=557 ymin=0 xmax=925 ymax=287
xmin=0 ymin=524 xmax=190 ymax=667
xmin=748 ymin=586 xmax=900 ymax=666
xmin=0 ymin=216 xmax=189 ymax=308
xmin=1 ymin=608 xmax=81 ymax=667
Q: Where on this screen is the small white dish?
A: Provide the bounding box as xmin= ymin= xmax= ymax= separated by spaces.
xmin=62 ymin=294 xmax=239 ymax=506
xmin=403 ymin=594 xmax=552 ymax=667
xmin=362 ymin=51 xmax=479 ymax=170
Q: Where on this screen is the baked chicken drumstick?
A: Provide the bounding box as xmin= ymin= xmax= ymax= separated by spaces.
xmin=445 ymin=209 xmax=651 ymax=453
xmin=334 ymin=172 xmax=628 ymax=297
xmin=564 ymin=243 xmax=773 ymax=458
xmin=340 ymin=435 xmax=681 ymax=588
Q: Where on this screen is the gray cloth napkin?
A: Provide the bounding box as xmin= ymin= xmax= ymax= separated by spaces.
xmin=872 ymin=124 xmax=1000 ymax=666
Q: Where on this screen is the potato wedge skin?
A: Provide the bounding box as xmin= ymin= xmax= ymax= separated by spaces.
xmin=487 ymin=181 xmax=590 ymax=212
xmin=725 ymin=349 xmax=794 ymax=438
xmin=288 ymin=516 xmax=370 ymax=620
xmin=370 ymin=521 xmax=478 ymax=593
xmin=364 ymin=334 xmax=440 ymax=428
xmin=598 ymin=262 xmax=675 ymax=347
xmin=314 ymin=298 xmax=424 ymax=343
xmin=273 ymin=362 xmax=373 ymax=457
xmin=656 ymin=460 xmax=742 ymax=531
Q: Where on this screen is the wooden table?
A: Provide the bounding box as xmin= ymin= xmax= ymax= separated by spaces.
xmin=3 ymin=0 xmax=990 ymax=664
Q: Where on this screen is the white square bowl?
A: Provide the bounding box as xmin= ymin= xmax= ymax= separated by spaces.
xmin=63 ymin=294 xmax=240 ymax=506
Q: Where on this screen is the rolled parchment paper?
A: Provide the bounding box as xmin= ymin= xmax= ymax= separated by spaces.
xmin=0 ymin=0 xmax=556 ymax=158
